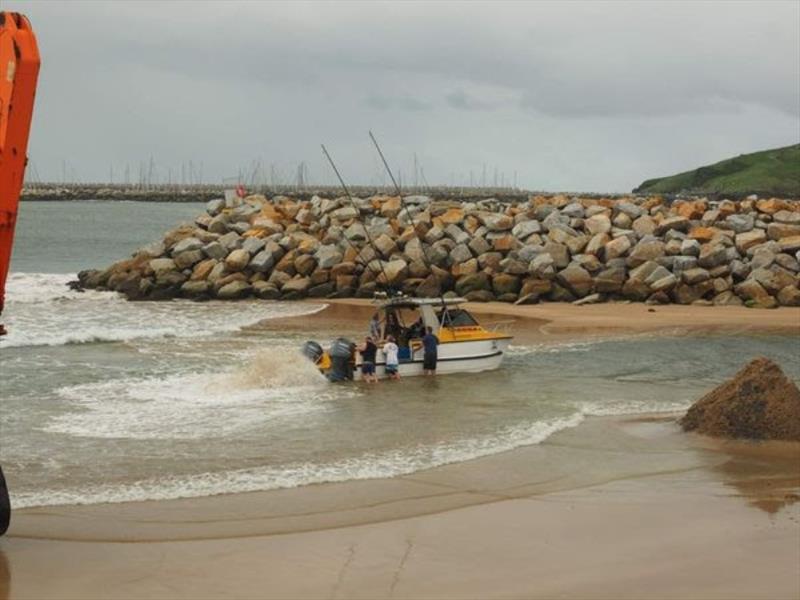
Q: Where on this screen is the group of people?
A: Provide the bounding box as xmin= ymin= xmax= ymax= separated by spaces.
xmin=358 ymin=312 xmax=439 ymax=383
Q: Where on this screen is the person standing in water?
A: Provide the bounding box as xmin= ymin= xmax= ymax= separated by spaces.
xmin=422 ymin=326 xmax=439 ymax=376
xmin=369 ymin=312 xmax=381 ymax=341
xmin=383 ymin=335 xmax=400 ymax=380
xmin=358 ymin=336 xmax=379 ymax=383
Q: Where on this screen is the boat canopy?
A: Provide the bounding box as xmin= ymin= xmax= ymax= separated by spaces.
xmin=372 ymin=295 xmax=468 ymax=309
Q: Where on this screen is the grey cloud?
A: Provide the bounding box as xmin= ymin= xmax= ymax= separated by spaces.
xmin=365 ymin=94 xmax=431 ymax=111
xmin=13 ymin=0 xmax=800 ymax=192
xmin=445 ymin=90 xmax=494 ymax=111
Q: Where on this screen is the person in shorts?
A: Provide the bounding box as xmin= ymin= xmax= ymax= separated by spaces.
xmin=422 ymin=326 xmax=439 ymax=375
xmin=382 ymin=335 xmax=400 ymax=380
xmin=358 ymin=336 xmax=378 ymax=383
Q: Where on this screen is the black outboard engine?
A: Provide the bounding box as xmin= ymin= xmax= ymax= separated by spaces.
xmin=301 ymin=340 xmax=324 ymax=364
xmin=328 ymin=337 xmax=355 ymax=382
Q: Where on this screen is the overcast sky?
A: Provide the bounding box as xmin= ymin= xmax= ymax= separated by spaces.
xmin=15 ymin=0 xmax=800 ymax=192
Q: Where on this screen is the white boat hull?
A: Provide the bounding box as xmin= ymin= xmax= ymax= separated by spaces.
xmin=353 ymin=337 xmax=512 ymax=380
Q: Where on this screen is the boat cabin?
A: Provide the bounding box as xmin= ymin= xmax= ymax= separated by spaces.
xmin=372 ymin=296 xmax=509 ymax=358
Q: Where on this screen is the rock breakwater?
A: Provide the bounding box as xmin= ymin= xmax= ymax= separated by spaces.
xmin=77 ymin=194 xmax=800 ymax=307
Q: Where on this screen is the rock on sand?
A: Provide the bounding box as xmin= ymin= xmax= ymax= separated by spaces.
xmin=680 ymin=357 xmax=800 ymax=441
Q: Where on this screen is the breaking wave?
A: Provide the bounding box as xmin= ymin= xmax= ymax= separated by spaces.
xmin=1 ymin=272 xmax=327 ymax=348
xmin=16 ymin=413 xmax=584 ymax=508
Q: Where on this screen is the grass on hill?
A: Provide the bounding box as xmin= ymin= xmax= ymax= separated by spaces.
xmin=634 ymin=144 xmax=800 ymax=197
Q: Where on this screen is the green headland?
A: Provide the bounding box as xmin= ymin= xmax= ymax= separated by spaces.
xmin=634 ymin=144 xmax=800 ymax=198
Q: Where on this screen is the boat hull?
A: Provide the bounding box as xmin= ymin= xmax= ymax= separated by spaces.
xmin=353 ymin=337 xmax=512 ymax=380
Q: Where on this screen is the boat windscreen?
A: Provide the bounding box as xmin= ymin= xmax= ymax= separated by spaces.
xmin=440 ymin=308 xmax=479 ymax=327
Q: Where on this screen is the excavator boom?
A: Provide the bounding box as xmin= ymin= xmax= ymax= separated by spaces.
xmin=0 ymin=11 xmax=40 ymax=326
xmin=0 ymin=11 xmax=40 ymax=536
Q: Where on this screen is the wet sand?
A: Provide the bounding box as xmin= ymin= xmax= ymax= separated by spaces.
xmin=3 ymin=302 xmax=799 ymax=599
xmin=4 ymin=416 xmax=799 ymax=600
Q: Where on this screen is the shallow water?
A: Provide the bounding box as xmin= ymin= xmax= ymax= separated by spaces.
xmin=2 ymin=201 xmax=798 ymax=509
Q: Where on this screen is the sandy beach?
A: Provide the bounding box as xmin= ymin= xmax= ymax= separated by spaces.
xmin=307 ymin=299 xmax=800 ymax=344
xmin=3 ymin=303 xmax=799 ymax=599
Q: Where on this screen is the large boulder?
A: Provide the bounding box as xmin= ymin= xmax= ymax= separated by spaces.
xmin=680 ymin=357 xmax=800 ymax=441
xmin=556 ymin=264 xmax=593 ymax=298
xmin=512 ymin=220 xmax=542 ymax=240
xmin=250 ymin=250 xmax=275 ymax=273
xmin=149 ymin=258 xmax=177 ymax=276
xmin=479 ymin=213 xmax=513 ymax=231
xmin=492 ymin=273 xmax=521 ymax=296
xmin=225 ymin=249 xmax=251 ymax=272
xmin=603 ymin=236 xmax=632 ymax=261
xmin=377 ymin=259 xmax=409 ymax=286
xmin=172 ymin=237 xmax=204 ymax=255
xmin=173 ymin=249 xmax=204 ymax=270
xmin=628 ymin=239 xmax=665 ymax=267
xmin=595 ymin=266 xmax=626 ymax=293
xmin=455 ymin=273 xmax=491 ymax=296
xmin=216 ymin=280 xmax=252 ymax=300
xmin=584 ymin=214 xmax=612 ymax=236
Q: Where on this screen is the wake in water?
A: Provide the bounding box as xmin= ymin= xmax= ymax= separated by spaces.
xmin=47 ymin=347 xmax=333 ymax=440
xmin=2 ymin=272 xmax=327 ymax=348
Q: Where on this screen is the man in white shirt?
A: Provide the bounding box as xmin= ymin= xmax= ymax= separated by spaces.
xmin=383 ymin=335 xmax=400 ymax=380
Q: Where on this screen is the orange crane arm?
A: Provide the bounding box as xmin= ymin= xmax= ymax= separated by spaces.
xmin=0 ymin=11 xmax=40 ymax=327
xmin=0 ymin=11 xmax=39 ymax=536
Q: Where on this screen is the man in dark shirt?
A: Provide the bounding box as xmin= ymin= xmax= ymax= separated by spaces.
xmin=422 ymin=326 xmax=439 ymax=376
xmin=358 ymin=336 xmax=378 ymax=383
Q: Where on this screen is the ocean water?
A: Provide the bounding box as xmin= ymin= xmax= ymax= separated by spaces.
xmin=1 ymin=201 xmax=798 ymax=509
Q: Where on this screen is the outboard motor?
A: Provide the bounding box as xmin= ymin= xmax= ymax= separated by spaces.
xmin=328 ymin=337 xmax=355 ymax=382
xmin=301 ymin=340 xmax=324 ymax=364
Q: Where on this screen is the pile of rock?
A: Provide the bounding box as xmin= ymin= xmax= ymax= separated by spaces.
xmin=77 ymin=193 xmax=800 ymax=307
xmin=680 ymin=357 xmax=800 ymax=441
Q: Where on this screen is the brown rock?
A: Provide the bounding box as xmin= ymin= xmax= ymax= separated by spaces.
xmin=493 ymin=234 xmax=519 ymax=253
xmin=680 ymin=357 xmax=800 ymax=441
xmin=190 ymin=259 xmax=217 ymax=281
xmin=519 ymin=278 xmax=552 ymax=300
xmin=216 ymin=280 xmax=252 ymax=299
xmin=674 ymin=199 xmax=707 ymax=220
xmin=654 ymin=216 xmax=690 ymax=235
xmin=603 ymin=236 xmax=632 ymax=260
xmin=492 ymin=273 xmax=521 ymax=296
xmin=455 ymin=273 xmax=491 ymax=296
xmin=734 ymin=229 xmax=767 ymax=253
xmin=439 ymin=208 xmax=465 ymax=225
xmin=688 ymin=227 xmax=719 ymax=242
xmin=767 ymin=223 xmax=800 ymax=240
xmin=294 ymin=254 xmax=317 ymax=276
xmin=756 ymin=198 xmax=788 ymax=215
xmin=776 ymin=285 xmax=800 ymax=306
xmin=632 ymin=215 xmax=656 ymax=237
xmin=225 ymin=249 xmax=251 ymax=272
xmin=556 ymin=264 xmax=593 ymax=298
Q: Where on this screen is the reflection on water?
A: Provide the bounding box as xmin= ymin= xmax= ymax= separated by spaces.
xmin=711 ymin=440 xmax=800 ymax=514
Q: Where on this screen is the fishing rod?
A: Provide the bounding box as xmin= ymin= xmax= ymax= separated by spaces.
xmin=368 ymin=132 xmax=457 ymax=337
xmin=320 ymin=144 xmax=394 ymax=294
xmin=368 ymin=131 xmax=441 ymax=278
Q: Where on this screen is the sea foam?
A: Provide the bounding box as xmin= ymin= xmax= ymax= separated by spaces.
xmin=2 ymin=272 xmax=327 ymax=348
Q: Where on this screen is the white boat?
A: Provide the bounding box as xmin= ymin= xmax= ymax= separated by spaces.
xmin=303 ymin=295 xmax=514 ymax=381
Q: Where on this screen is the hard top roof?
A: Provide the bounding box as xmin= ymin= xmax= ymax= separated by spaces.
xmin=373 ymin=295 xmax=467 ymax=308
